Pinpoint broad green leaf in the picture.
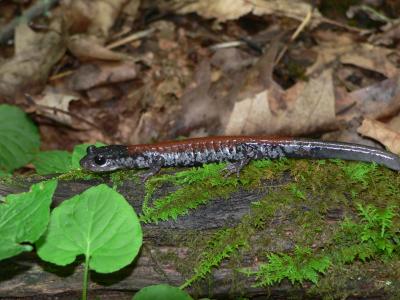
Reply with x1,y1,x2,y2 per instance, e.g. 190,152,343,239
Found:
0,105,40,172
0,180,57,260
36,184,142,273
71,142,106,169
132,284,193,300
33,150,72,175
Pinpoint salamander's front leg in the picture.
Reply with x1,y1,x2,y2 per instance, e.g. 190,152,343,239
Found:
222,143,256,178
139,156,165,182
222,157,251,178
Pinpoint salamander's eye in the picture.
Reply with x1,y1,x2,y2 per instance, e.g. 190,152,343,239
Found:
94,156,106,166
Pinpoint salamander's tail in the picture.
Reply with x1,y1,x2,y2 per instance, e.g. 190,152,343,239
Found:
279,140,400,171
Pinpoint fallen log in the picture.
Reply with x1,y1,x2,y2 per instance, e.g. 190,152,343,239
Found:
0,160,399,299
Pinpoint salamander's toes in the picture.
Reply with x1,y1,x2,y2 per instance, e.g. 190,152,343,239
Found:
221,158,251,178
221,163,241,178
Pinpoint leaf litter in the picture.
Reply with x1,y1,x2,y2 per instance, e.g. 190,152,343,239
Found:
0,0,399,153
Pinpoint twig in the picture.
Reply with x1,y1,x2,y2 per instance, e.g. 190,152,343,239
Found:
24,94,101,131
0,0,60,45
208,40,245,51
49,70,74,81
106,28,156,50
275,6,313,65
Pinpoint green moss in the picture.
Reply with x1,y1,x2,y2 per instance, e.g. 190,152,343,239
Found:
56,169,103,181
180,227,249,289
15,155,394,297
139,159,290,223
242,245,331,286
110,169,140,188
178,189,293,290
147,158,400,297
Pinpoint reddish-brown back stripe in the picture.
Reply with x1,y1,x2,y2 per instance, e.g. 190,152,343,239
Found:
126,136,292,154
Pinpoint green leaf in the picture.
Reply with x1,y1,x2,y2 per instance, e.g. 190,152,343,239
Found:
36,184,142,273
132,284,193,300
0,104,40,172
0,169,9,177
33,151,72,175
0,180,57,260
71,142,106,169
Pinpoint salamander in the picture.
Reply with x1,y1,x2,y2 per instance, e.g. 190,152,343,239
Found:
79,136,400,180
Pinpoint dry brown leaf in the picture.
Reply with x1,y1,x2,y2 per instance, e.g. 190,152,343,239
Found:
63,0,135,61
87,86,121,102
305,36,354,75
68,62,137,91
357,118,400,154
340,44,398,78
35,87,80,125
176,0,321,26
387,114,400,132
67,35,129,61
225,69,336,135
306,31,398,77
369,19,400,46
121,111,161,144
0,22,65,98
337,75,400,120
64,0,128,38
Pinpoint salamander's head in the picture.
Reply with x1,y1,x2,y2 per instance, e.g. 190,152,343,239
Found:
80,145,128,172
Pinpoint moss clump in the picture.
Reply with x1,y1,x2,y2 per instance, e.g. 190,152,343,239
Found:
68,156,397,297
110,169,141,188
139,159,290,223
242,245,331,285
56,169,103,181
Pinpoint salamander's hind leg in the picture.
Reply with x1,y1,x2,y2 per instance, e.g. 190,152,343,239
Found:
222,157,251,178
139,156,165,182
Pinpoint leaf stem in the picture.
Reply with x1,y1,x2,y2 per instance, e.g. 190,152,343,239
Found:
82,254,90,300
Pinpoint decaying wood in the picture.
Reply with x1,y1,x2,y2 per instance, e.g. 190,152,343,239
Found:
0,173,394,299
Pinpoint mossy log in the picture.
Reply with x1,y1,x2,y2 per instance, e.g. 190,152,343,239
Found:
0,160,399,299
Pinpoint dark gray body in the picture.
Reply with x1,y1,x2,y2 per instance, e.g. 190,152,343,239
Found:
79,137,400,173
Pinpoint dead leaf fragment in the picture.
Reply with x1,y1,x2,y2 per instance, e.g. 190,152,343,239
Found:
68,35,129,61
338,75,400,120
340,44,398,78
177,0,321,26
64,0,128,38
35,87,80,125
306,31,398,77
68,62,137,91
357,118,400,154
0,22,65,98
225,69,336,135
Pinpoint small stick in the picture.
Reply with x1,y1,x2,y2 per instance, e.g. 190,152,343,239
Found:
106,28,155,50
275,6,313,65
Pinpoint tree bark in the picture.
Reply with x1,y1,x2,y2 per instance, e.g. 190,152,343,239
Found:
0,169,397,299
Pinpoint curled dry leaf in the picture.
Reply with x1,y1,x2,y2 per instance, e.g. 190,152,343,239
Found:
306,31,398,77
67,35,129,61
369,19,400,46
68,62,137,91
357,118,400,154
63,0,128,38
176,0,321,26
35,87,80,125
337,75,400,121
63,0,134,62
225,69,336,136
340,44,398,78
124,111,161,144
0,22,65,98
